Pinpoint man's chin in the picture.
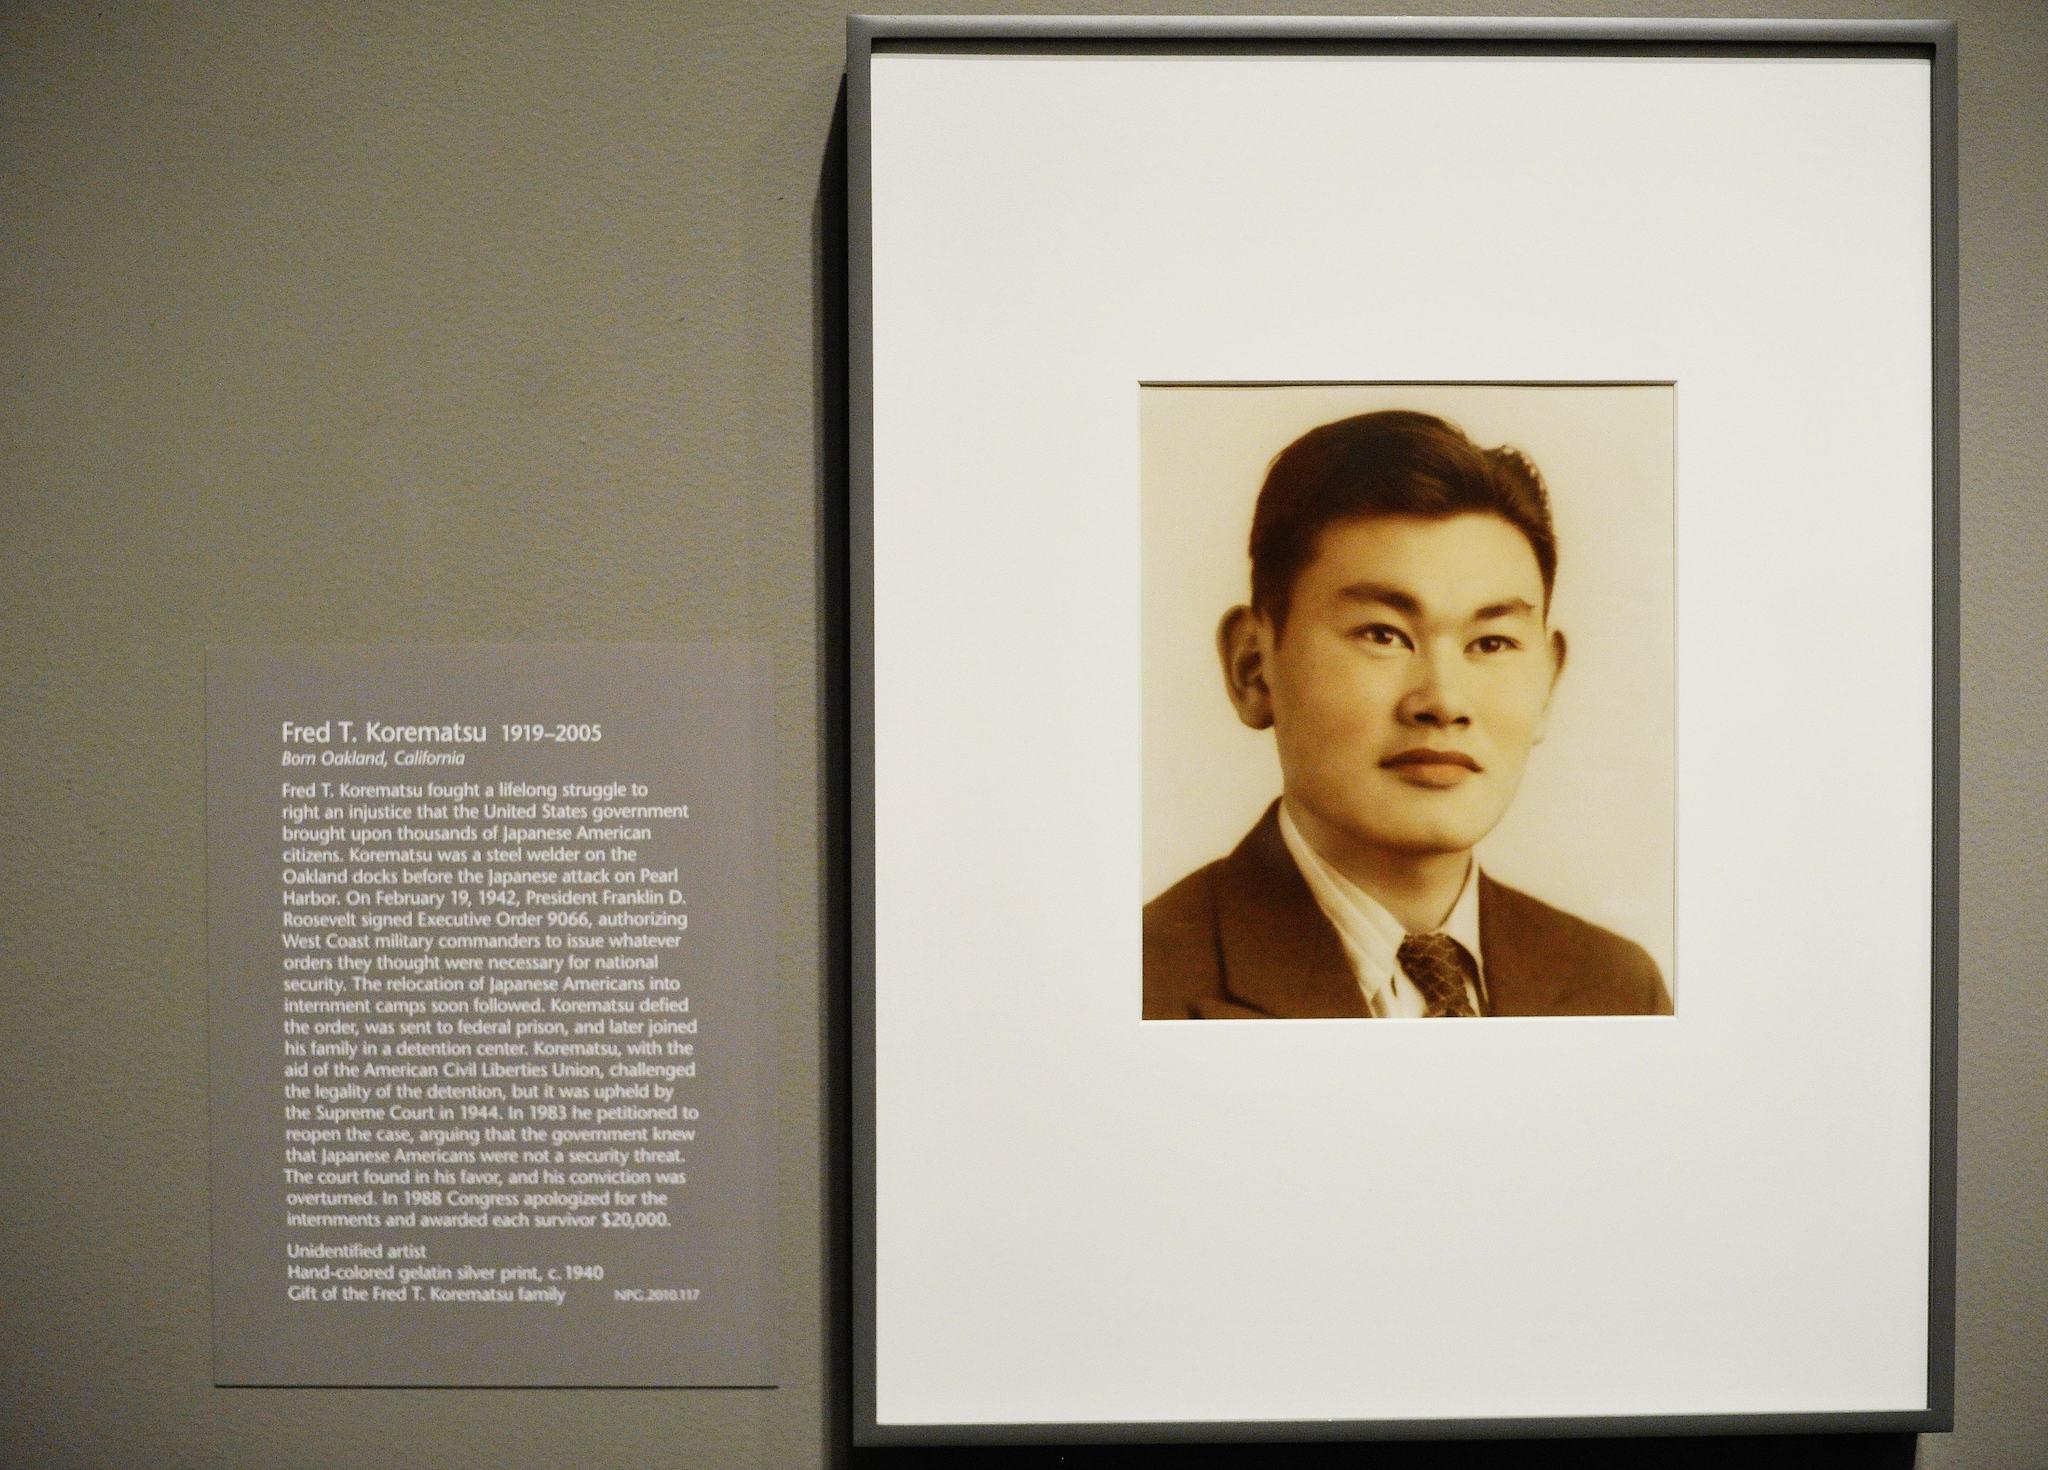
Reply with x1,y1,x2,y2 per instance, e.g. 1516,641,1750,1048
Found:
1330,803,1498,863
1312,822,1488,865
1289,785,1505,864
1374,832,1486,861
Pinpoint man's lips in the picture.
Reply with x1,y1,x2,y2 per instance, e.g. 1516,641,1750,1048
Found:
1381,748,1481,788
1381,748,1481,771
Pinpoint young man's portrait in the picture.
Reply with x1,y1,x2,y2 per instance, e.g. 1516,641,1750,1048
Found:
1141,386,1675,1020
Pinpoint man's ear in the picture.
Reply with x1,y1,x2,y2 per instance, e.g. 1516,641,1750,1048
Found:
1532,627,1568,745
1217,605,1275,730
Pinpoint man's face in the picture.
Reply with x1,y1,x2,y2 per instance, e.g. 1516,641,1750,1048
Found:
1256,512,1561,872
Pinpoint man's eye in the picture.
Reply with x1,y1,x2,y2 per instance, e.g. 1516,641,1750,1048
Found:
1469,635,1520,655
1353,624,1411,649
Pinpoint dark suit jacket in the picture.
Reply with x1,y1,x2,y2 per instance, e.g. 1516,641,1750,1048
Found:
1143,803,1671,1019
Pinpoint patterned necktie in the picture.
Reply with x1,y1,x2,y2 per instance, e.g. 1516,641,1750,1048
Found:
1396,932,1481,1018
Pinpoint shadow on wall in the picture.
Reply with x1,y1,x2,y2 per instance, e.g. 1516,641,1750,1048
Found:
813,75,854,1470
847,1431,1919,1468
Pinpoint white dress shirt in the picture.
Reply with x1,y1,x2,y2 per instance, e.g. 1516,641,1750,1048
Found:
1278,802,1487,1017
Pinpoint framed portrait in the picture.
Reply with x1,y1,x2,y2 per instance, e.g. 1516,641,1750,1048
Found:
849,16,1956,1443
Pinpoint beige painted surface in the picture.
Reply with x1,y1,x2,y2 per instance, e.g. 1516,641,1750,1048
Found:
2,3,2041,1466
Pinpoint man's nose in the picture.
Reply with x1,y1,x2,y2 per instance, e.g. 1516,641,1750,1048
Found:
1396,643,1473,728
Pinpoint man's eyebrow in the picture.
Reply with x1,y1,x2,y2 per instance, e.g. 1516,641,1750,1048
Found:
1334,583,1423,616
1474,597,1539,621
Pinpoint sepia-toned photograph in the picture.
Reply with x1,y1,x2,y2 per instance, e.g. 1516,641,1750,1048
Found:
1142,384,1675,1020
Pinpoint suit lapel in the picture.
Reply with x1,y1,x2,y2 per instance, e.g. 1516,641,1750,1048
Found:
1212,803,1371,1019
1477,872,1568,1016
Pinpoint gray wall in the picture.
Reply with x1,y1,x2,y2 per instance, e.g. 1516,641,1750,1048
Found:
1,3,2040,1466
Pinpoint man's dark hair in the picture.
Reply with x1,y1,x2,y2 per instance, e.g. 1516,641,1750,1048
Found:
1248,410,1558,631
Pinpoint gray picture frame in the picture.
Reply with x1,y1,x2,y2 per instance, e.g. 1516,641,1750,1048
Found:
847,14,1958,1445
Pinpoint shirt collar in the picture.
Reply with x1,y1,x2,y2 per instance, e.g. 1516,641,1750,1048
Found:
1278,802,1404,998
1441,851,1484,977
